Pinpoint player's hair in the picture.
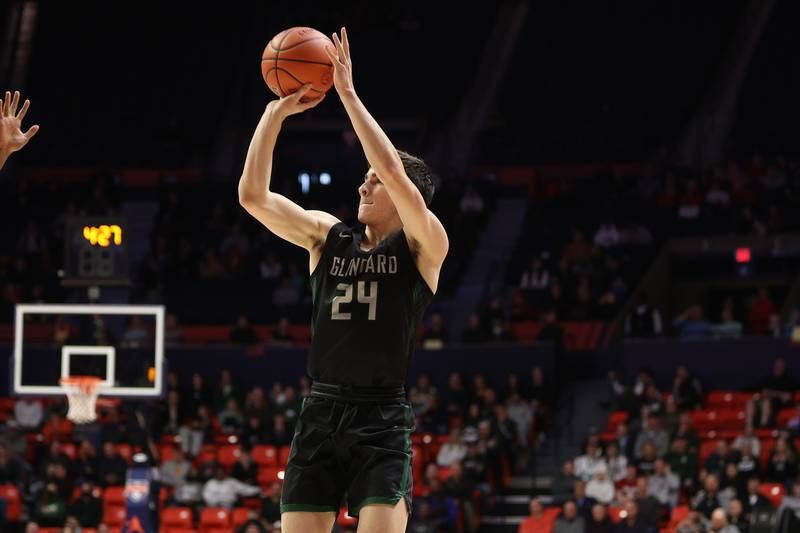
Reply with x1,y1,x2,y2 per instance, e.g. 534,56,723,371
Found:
397,150,435,206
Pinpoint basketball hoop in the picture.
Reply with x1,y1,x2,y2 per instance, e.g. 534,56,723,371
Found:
60,376,102,424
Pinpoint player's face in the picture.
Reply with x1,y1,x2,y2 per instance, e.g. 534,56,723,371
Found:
357,169,396,224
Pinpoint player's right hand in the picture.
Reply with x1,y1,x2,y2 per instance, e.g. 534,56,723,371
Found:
0,91,39,155
268,84,325,118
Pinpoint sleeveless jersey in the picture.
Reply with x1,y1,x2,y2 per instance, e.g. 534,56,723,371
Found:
308,222,434,387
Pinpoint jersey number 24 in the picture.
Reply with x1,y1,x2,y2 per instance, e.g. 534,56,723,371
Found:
331,281,378,320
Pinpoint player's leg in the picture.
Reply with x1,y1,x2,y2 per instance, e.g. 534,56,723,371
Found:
281,511,337,533
356,500,409,533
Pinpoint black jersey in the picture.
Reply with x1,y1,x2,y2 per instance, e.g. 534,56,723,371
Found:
308,222,434,387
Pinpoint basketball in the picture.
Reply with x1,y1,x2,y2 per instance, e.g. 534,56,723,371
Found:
262,27,335,101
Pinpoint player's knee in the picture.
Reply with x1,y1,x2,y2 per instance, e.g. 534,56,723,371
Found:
281,511,336,533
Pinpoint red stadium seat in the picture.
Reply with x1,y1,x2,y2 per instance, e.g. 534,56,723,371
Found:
198,444,217,465
116,443,133,463
0,484,21,521
232,508,252,527
279,445,292,466
699,440,721,465
258,466,284,485
707,391,751,408
760,439,777,469
217,445,241,467
777,407,796,428
200,508,231,532
252,445,278,466
337,507,358,528
759,482,785,508
161,507,194,529
102,506,126,527
607,411,628,432
164,529,198,533
668,505,690,528
608,506,623,524
103,485,125,510
61,442,77,459
160,444,175,462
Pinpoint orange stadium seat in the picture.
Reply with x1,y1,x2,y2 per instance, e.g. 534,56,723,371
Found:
258,466,284,485
252,444,278,466
161,507,195,529
102,505,126,527
103,485,125,510
200,508,231,532
217,444,241,467
232,508,252,527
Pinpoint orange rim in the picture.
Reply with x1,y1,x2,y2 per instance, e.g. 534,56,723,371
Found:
59,376,103,393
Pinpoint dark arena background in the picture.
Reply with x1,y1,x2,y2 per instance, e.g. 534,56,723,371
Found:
1,1,800,532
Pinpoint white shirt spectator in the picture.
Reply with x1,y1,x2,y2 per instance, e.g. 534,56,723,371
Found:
160,457,191,488
437,441,467,467
586,473,615,504
594,223,620,249
732,434,760,457
14,399,43,429
520,269,550,290
606,454,628,482
459,189,484,214
648,470,680,507
202,476,261,508
574,454,608,482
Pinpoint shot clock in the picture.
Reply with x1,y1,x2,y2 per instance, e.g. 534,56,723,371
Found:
63,217,130,285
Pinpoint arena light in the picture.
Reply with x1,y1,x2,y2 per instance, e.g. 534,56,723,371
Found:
735,247,751,263
320,172,331,185
278,470,285,480
298,172,310,194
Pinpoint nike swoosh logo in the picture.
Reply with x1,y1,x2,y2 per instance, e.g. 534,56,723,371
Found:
339,232,351,238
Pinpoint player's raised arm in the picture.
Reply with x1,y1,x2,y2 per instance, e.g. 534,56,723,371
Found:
238,86,340,252
325,28,448,264
0,91,40,170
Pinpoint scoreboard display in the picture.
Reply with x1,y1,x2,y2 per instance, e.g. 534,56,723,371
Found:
63,217,130,285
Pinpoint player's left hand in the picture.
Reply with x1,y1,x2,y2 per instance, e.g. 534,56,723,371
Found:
325,27,355,95
0,91,39,156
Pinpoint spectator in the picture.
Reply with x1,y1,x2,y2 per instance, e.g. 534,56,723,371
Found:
735,441,760,479
507,393,534,448
615,500,655,533
121,316,149,348
575,441,608,481
586,503,613,533
671,366,704,411
553,500,585,533
34,482,67,527
616,423,636,460
720,463,746,502
518,498,553,533
15,397,44,430
258,252,283,280
408,500,441,533
625,304,663,338
231,449,259,486
671,413,699,453
269,317,295,347
460,313,489,344
97,442,127,487
553,460,580,504
230,315,259,345
219,398,245,434
615,465,639,503
520,255,550,290
747,289,775,335
186,372,213,414
586,471,615,504
68,481,102,528
594,219,620,249
765,438,797,484
648,459,679,508
213,369,241,414
727,499,747,533
436,428,467,467
633,478,661,530
562,229,598,265
73,441,98,484
420,312,446,349
53,315,72,346
269,413,292,446
443,463,477,531
172,464,203,508
747,358,795,428
672,305,711,339
162,313,183,346
272,278,300,309
241,416,270,448
202,465,261,508
712,308,743,339
260,481,282,525
0,444,23,485
604,441,627,482
708,507,740,533
574,480,597,520
732,426,761,458
692,475,726,519
705,440,738,479
665,438,698,493
411,374,438,428
634,417,669,458
160,446,191,489
741,477,770,517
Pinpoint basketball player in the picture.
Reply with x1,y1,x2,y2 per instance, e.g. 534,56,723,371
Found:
0,91,39,170
238,27,448,533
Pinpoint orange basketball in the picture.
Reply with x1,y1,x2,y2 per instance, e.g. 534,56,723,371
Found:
262,27,335,101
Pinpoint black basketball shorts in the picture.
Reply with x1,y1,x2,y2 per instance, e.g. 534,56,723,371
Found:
280,382,414,518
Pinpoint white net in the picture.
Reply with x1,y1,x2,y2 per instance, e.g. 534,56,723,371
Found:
60,377,101,424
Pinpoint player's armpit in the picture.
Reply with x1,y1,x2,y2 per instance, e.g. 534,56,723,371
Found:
239,191,340,252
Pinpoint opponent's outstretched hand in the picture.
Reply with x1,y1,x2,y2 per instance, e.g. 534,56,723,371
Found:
325,27,355,95
0,91,39,158
268,84,325,118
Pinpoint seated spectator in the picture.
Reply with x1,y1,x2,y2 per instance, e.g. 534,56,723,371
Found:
704,440,739,479
53,315,72,346
121,315,149,348
160,446,191,488
164,313,184,346
692,475,726,519
735,441,760,479
732,426,761,457
711,308,743,339
562,229,598,266
640,385,664,417
269,317,294,347
708,507,739,533
616,422,636,460
574,480,597,519
14,397,44,430
34,482,67,527
720,463,746,502
552,460,580,504
634,416,669,459
615,465,639,503
73,441,98,484
230,315,259,345
634,477,661,530
648,459,679,508
507,393,534,448
68,481,102,528
272,278,300,309
520,255,550,291
410,374,438,428
575,441,608,481
518,498,553,533
460,313,489,344
179,408,213,458
747,358,795,428
409,500,442,533
420,312,446,349
202,465,262,508
605,441,628,482
625,304,663,338
443,463,477,529
727,499,747,533
586,503,613,533
594,219,620,249
260,481,282,525
765,438,798,484
671,366,704,411
748,288,775,335
231,448,258,486
615,500,655,533
172,464,203,508
0,444,23,485
269,413,292,446
553,500,585,533
665,438,698,493
671,413,699,453
436,428,467,467
672,304,711,339
97,442,127,487
586,471,615,504
742,477,770,516
219,398,244,434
